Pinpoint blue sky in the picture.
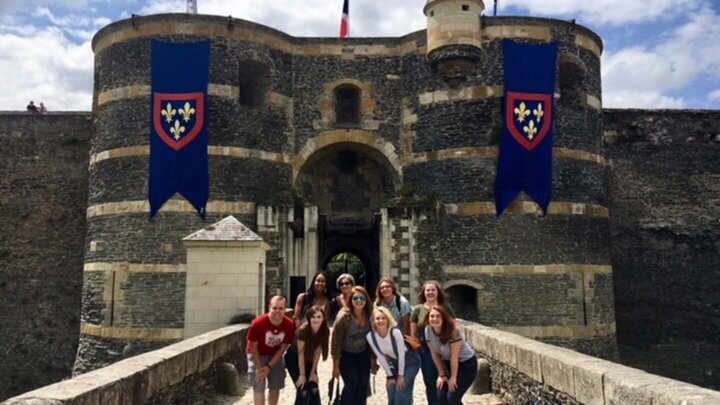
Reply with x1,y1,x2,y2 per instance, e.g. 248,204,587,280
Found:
0,0,719,111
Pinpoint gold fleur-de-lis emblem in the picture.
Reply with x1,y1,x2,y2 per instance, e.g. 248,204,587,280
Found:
533,103,544,123
170,120,185,140
514,102,531,123
523,120,538,140
178,102,196,123
161,102,176,124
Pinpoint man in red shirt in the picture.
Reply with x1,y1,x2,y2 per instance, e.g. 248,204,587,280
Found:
246,295,295,405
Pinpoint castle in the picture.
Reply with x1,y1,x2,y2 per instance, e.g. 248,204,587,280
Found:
1,0,718,399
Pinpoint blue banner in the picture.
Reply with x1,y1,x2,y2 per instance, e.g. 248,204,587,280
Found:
495,40,558,216
149,40,210,219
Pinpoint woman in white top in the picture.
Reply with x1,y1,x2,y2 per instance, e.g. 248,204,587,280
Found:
366,306,421,405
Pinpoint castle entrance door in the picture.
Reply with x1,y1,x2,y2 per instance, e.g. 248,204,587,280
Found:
295,142,398,298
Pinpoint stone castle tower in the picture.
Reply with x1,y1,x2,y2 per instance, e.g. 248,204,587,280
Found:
76,0,616,372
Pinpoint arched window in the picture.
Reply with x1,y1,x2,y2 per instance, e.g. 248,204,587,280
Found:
238,60,270,107
559,61,585,107
334,84,360,126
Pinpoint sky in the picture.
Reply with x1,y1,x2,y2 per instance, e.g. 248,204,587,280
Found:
0,0,719,111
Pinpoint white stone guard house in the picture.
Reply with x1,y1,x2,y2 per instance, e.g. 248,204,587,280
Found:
182,216,270,338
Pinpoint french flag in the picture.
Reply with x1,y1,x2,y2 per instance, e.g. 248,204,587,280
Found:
340,0,349,38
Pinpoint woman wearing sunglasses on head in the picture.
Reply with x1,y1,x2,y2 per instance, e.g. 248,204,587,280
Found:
331,286,377,405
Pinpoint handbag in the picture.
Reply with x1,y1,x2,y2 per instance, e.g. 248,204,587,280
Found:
329,376,341,405
404,334,422,351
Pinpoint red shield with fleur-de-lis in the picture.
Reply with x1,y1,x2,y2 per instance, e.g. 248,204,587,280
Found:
505,91,553,151
153,92,205,151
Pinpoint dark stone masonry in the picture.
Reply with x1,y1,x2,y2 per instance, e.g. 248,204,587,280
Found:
0,6,719,401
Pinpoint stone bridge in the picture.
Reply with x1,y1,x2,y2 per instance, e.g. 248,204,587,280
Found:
5,321,720,405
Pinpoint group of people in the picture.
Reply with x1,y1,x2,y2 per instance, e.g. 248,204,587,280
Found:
26,101,47,113
245,272,478,405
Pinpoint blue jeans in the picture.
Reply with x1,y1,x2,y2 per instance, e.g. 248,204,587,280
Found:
340,349,371,405
285,350,321,405
419,337,439,405
387,350,421,405
437,356,478,405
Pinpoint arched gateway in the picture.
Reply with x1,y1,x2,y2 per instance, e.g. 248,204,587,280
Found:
77,0,617,373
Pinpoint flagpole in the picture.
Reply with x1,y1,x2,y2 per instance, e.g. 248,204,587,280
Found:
494,0,498,16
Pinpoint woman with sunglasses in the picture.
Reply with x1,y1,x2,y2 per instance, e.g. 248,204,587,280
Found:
375,278,412,335
366,306,421,405
335,273,356,308
424,305,477,405
410,280,455,405
285,305,330,405
331,286,376,405
294,272,333,328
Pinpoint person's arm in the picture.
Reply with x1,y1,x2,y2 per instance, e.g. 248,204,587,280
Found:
410,306,419,338
249,340,269,383
294,293,306,327
309,345,321,383
366,332,392,376
331,311,347,378
393,329,407,390
296,339,307,388
448,338,462,393
426,328,448,390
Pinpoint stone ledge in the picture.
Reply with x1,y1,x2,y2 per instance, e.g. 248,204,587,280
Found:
90,144,291,166
5,324,249,405
80,323,184,341
405,146,608,166
460,322,720,405
444,201,609,218
86,199,255,218
84,262,186,273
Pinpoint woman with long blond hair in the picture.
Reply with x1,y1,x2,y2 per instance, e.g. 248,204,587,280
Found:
424,305,477,405
331,286,376,405
366,306,421,405
285,305,330,405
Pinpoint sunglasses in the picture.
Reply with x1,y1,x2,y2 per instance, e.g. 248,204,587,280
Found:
339,282,353,287
351,295,367,302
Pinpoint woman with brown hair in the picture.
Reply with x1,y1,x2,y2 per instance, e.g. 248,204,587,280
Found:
374,278,412,335
285,305,330,405
424,305,477,405
331,286,376,405
410,280,455,405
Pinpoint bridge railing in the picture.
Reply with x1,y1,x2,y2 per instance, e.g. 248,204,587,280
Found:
459,321,720,405
6,321,720,404
4,324,251,405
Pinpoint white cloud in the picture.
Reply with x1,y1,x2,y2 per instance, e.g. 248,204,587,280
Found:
709,89,720,102
0,26,93,110
601,4,720,108
503,0,696,26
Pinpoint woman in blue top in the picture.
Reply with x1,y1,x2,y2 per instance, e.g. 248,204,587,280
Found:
374,278,412,334
424,305,477,405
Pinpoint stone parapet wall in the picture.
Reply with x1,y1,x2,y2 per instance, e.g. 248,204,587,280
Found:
0,112,92,401
6,324,250,405
460,321,720,405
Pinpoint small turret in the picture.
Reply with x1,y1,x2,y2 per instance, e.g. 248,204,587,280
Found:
423,0,485,86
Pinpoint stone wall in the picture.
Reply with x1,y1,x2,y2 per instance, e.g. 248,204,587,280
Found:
5,324,250,405
0,112,92,400
604,109,720,389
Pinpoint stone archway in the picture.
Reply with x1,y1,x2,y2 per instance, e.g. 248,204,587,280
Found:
445,281,480,320
294,138,400,295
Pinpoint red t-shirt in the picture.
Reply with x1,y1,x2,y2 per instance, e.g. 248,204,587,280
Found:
245,313,295,355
